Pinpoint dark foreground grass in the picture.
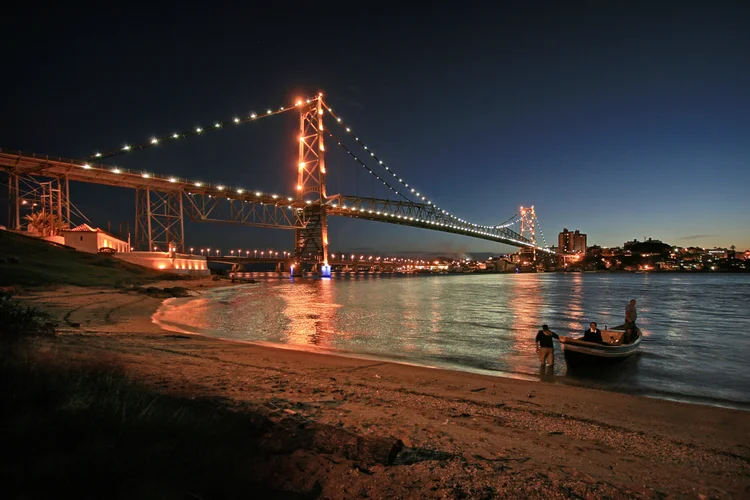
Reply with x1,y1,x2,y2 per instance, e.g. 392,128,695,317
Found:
0,230,183,287
0,344,317,499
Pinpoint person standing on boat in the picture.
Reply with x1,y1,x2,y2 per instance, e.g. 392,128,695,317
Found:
582,322,604,344
535,324,560,366
625,299,638,342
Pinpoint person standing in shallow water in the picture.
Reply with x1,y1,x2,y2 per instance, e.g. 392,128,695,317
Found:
625,299,638,342
535,324,560,366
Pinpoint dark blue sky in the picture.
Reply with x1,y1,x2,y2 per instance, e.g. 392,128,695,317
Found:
3,3,749,255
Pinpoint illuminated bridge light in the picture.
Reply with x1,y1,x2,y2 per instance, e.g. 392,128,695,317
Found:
237,189,244,194
112,168,121,174
94,153,102,157
194,182,202,187
233,117,240,123
173,133,179,138
82,164,91,169
122,145,131,151
214,123,221,128
250,113,257,119
151,138,158,144
169,177,176,183
196,127,203,133
217,186,224,191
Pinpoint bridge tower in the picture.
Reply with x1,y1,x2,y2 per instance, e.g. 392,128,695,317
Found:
294,95,329,273
519,205,537,262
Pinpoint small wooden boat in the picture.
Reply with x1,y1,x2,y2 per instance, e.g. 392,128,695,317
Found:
560,328,642,364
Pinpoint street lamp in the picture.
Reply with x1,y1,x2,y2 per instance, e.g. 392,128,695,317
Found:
254,250,257,258
216,249,220,256
200,249,204,255
230,250,234,256
190,247,194,254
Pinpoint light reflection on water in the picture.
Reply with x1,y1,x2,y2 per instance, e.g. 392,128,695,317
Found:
154,273,750,409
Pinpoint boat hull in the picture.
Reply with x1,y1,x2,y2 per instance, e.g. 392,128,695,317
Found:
561,330,642,365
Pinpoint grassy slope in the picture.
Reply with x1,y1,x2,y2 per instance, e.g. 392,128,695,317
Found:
0,230,180,287
0,350,313,499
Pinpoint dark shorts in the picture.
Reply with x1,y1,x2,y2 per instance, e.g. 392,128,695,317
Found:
625,321,637,330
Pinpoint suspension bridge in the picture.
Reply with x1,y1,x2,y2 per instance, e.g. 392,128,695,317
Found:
0,93,553,274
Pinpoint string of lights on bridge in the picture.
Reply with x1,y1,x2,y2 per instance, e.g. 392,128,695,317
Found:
79,93,536,242
321,101,520,231
86,95,321,161
194,247,486,265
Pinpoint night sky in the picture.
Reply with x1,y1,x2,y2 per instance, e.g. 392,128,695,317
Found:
3,3,749,256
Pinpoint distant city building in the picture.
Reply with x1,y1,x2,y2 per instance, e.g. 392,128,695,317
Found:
624,237,663,249
558,227,587,254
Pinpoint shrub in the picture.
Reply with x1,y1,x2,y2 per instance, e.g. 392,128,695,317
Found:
0,291,56,337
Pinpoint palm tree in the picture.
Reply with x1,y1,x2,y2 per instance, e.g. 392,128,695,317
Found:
24,212,66,237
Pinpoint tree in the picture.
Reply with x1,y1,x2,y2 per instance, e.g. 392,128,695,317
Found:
24,212,66,237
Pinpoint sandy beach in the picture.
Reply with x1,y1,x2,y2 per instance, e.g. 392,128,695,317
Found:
14,279,750,499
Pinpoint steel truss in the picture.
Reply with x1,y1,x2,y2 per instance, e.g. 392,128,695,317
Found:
183,193,307,229
135,188,184,252
4,171,72,232
327,195,538,249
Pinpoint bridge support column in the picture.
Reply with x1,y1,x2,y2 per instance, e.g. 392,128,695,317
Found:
135,188,184,252
7,173,20,230
64,174,70,229
294,95,329,271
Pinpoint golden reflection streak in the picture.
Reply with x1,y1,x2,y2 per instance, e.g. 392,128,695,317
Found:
397,280,422,352
566,273,585,332
282,279,342,348
508,275,544,371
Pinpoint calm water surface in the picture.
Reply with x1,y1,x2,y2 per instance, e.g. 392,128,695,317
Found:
154,273,750,409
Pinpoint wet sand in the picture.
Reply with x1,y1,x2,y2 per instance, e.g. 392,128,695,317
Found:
16,280,750,498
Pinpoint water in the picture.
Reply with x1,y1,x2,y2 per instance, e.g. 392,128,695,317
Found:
153,273,750,409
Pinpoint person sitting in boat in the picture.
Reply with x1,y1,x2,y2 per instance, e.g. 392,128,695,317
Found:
581,322,604,344
535,324,561,367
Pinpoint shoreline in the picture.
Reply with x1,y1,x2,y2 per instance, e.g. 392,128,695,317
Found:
13,279,750,498
151,282,750,412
